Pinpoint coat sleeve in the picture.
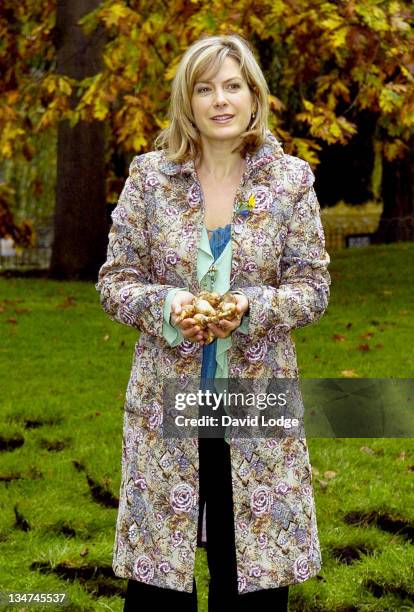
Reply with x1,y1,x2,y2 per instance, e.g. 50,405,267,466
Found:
95,154,177,339
235,161,331,344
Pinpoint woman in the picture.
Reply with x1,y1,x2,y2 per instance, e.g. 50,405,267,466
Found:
95,33,330,611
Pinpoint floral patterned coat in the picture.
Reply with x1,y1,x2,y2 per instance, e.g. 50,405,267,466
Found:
95,130,331,594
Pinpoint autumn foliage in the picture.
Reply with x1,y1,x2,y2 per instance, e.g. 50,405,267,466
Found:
1,0,414,242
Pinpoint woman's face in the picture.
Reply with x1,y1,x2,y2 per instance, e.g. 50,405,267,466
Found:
191,56,256,145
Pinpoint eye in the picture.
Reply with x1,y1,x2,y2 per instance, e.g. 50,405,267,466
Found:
196,86,210,94
228,82,241,90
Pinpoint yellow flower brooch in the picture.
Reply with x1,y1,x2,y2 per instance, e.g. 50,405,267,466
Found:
235,194,256,216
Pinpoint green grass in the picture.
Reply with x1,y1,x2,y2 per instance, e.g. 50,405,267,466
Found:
0,242,413,611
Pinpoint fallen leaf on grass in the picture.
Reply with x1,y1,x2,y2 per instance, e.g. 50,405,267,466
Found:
346,322,353,329
397,452,406,460
360,332,374,339
324,470,337,479
375,343,384,349
57,296,77,308
332,334,346,342
357,344,370,351
317,479,328,490
399,309,409,315
341,369,358,377
6,318,17,324
79,547,89,557
360,446,375,455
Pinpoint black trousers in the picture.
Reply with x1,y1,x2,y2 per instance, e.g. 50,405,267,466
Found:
123,433,289,611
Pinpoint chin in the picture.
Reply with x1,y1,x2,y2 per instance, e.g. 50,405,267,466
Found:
204,126,245,140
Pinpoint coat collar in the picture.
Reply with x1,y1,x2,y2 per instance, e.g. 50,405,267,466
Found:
158,129,284,178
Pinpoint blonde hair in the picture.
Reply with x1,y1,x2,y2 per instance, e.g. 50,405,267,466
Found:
154,34,270,162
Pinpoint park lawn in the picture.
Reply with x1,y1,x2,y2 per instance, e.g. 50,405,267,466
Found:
0,241,413,611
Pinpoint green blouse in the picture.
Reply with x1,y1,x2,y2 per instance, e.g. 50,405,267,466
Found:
162,225,249,379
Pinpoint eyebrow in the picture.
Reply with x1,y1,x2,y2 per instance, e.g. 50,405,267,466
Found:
195,76,243,85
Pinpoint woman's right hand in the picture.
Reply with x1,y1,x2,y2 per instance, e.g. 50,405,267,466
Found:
170,291,207,346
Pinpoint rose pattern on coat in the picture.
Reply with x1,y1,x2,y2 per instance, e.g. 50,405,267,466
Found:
134,555,155,582
171,529,184,547
250,186,273,213
159,561,172,574
170,483,196,514
245,339,268,363
251,485,274,516
293,554,310,582
275,481,291,495
145,172,160,188
249,565,265,578
134,476,147,491
96,130,330,594
165,206,179,218
146,401,163,430
178,339,199,359
165,249,179,266
187,182,202,207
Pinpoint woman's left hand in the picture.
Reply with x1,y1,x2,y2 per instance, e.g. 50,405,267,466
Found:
206,293,249,340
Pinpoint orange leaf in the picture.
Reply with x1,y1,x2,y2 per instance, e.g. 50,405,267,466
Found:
341,369,358,377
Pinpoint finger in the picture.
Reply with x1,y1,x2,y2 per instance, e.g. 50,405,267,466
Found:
190,332,205,343
219,319,233,329
182,327,200,339
182,325,202,339
218,319,237,332
207,323,225,338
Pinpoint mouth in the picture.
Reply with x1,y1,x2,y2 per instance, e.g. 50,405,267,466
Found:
210,114,234,124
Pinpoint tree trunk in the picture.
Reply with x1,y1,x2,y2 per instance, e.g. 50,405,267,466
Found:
313,111,377,207
372,137,414,243
49,0,107,280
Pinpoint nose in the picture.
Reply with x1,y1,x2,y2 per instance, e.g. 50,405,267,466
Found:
213,87,228,107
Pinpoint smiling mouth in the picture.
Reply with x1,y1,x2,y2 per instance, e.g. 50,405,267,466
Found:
211,115,234,123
